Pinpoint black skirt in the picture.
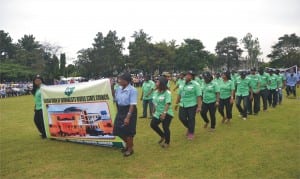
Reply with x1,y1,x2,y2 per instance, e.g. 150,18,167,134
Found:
113,105,137,137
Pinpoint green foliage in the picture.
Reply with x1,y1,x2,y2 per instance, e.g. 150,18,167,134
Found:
60,53,66,76
0,30,16,59
175,39,207,72
75,31,125,78
215,37,243,70
241,33,262,68
0,62,35,81
268,33,300,67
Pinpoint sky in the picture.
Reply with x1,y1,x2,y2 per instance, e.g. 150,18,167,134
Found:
1,0,299,64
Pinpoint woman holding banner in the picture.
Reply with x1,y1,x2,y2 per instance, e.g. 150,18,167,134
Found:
113,72,138,157
32,75,46,139
150,76,174,148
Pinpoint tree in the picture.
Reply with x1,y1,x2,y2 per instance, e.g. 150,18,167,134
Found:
18,34,40,51
128,29,153,73
60,53,66,76
215,37,243,70
0,30,16,59
268,33,300,67
241,33,262,68
175,39,207,72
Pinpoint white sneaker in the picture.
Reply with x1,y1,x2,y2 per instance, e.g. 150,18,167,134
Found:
243,117,247,120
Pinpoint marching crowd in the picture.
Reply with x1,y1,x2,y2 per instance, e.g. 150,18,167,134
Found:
112,68,299,156
28,68,299,157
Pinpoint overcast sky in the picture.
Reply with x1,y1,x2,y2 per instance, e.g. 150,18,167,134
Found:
1,0,299,63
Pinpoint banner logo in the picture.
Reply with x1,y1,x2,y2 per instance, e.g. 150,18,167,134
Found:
65,87,75,96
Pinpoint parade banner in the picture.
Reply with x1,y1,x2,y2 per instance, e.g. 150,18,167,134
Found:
41,79,124,148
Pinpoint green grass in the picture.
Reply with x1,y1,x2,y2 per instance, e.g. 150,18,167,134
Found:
1,87,300,179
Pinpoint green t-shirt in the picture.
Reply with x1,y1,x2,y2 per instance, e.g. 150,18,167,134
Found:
178,80,202,107
268,74,278,90
213,78,222,86
152,90,174,119
259,72,270,90
142,80,155,100
248,74,260,93
277,74,286,88
114,83,119,90
231,73,239,84
176,78,185,90
34,88,42,110
235,76,251,96
195,77,204,87
219,80,235,99
202,81,220,103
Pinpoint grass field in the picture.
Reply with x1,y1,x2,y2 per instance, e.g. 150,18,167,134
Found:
1,86,300,179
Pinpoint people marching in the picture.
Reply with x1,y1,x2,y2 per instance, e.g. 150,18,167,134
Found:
23,66,299,157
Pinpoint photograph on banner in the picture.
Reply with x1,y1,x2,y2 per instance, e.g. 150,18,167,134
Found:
47,102,114,139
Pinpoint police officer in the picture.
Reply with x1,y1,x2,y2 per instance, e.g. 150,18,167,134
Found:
200,72,220,132
175,71,202,140
114,72,138,157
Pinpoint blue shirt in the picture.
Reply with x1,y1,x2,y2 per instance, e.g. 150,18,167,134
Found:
286,73,298,86
115,84,137,106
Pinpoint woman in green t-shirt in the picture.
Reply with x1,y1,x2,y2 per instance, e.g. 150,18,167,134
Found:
200,72,220,132
218,71,235,124
150,76,174,148
32,75,46,139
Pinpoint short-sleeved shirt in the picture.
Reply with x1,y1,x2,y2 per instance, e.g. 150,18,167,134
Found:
259,72,270,90
286,73,298,86
152,90,174,119
202,81,220,103
219,80,235,99
235,76,251,96
213,78,222,86
231,73,239,84
176,78,185,90
178,80,202,107
248,74,260,93
277,74,286,88
141,80,155,100
115,84,138,106
34,88,42,110
268,74,278,90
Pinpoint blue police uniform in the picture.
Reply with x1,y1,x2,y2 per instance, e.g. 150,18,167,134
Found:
113,84,138,137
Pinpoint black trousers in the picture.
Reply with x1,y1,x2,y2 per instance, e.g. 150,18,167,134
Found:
201,102,216,129
34,109,46,137
150,114,173,144
179,105,197,134
286,85,296,97
236,95,249,118
260,89,269,111
248,92,260,114
218,97,233,120
268,89,278,107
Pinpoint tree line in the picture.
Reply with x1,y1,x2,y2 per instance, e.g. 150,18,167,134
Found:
1,29,299,82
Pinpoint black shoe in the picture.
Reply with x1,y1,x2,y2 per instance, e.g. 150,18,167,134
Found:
121,148,127,153
123,150,134,157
